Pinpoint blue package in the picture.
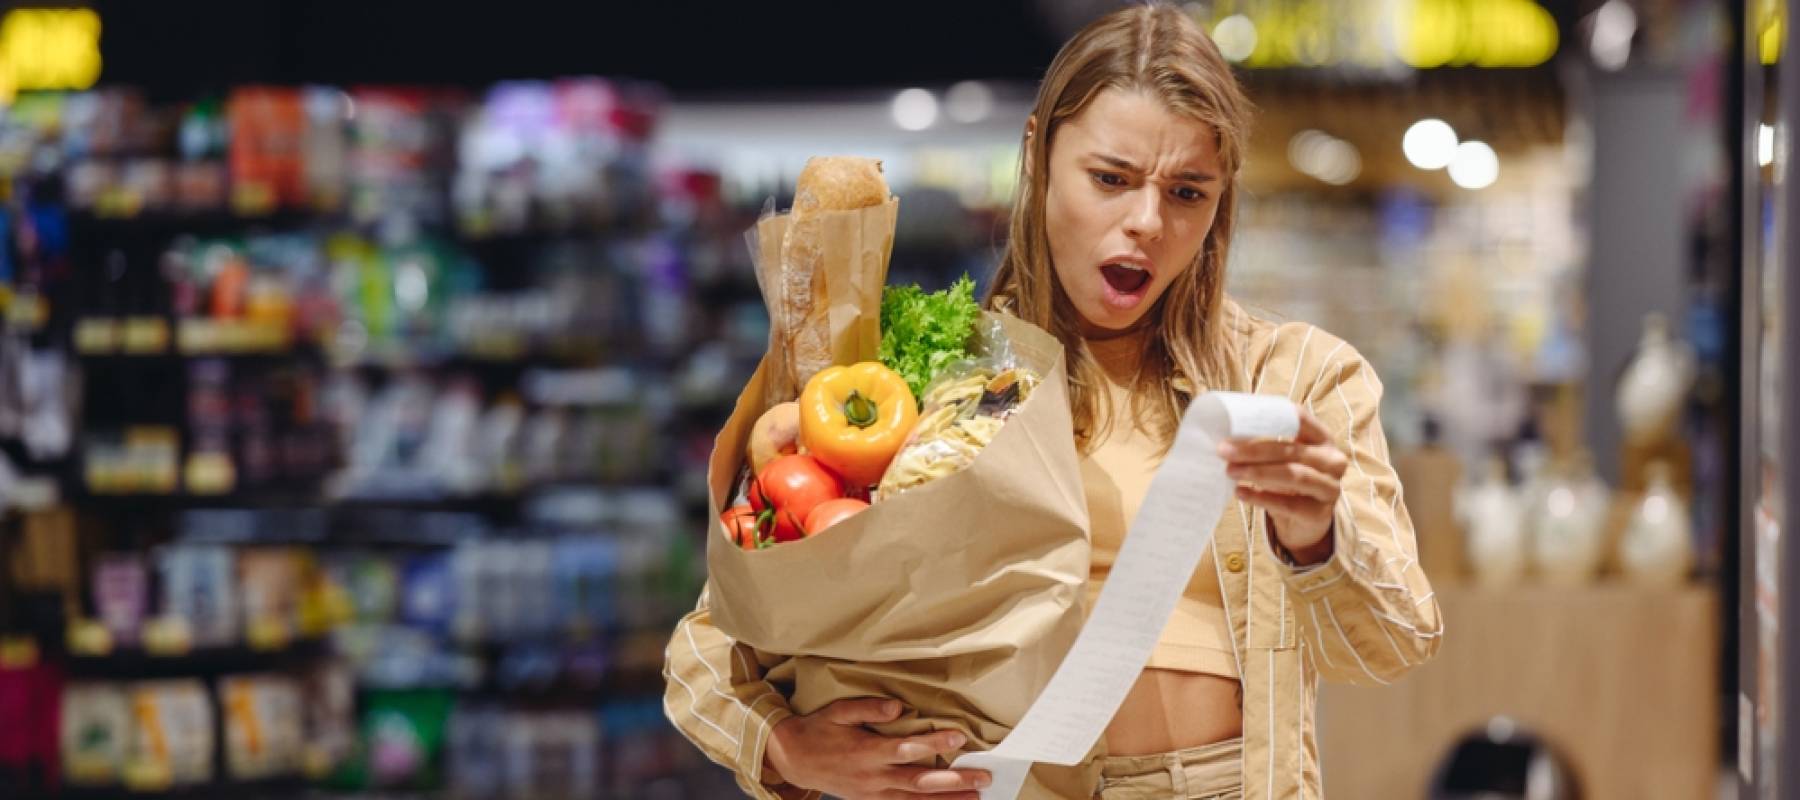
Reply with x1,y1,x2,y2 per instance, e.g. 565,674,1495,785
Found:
553,535,616,639
399,553,454,636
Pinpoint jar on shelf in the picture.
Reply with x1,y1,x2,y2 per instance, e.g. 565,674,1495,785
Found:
1528,451,1610,586
1615,312,1693,447
1619,460,1694,585
1459,456,1527,587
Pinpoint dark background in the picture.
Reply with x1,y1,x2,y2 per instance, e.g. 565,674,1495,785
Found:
89,0,1588,97
90,0,1065,96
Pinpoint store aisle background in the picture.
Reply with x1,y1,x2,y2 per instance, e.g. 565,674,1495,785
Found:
0,1,1785,798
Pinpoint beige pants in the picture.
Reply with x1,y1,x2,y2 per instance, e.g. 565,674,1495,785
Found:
1094,738,1244,799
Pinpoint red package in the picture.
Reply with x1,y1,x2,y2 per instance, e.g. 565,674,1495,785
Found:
0,658,63,789
228,87,306,211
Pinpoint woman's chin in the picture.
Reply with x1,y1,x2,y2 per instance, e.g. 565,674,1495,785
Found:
1077,304,1149,337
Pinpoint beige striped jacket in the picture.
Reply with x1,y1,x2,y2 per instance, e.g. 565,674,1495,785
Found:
663,299,1444,799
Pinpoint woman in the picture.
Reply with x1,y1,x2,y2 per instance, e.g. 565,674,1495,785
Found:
665,5,1441,799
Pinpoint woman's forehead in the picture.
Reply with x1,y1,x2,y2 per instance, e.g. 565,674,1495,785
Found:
1057,88,1221,167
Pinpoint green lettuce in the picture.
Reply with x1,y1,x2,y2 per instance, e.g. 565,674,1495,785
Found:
879,275,981,404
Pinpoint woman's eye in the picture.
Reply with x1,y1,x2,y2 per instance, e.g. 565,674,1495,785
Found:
1174,186,1206,202
1092,171,1126,187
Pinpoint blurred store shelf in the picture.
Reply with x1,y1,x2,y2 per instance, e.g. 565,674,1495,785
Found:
60,638,331,680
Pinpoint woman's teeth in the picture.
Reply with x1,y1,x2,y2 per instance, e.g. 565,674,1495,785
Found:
1101,263,1150,293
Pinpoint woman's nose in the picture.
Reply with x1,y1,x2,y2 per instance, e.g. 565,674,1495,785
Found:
1123,191,1164,242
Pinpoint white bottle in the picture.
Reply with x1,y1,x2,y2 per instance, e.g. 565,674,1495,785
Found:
1616,313,1694,445
1460,457,1528,587
1530,451,1610,586
1619,461,1693,585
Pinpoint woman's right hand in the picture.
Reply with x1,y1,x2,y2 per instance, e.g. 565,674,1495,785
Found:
764,698,992,800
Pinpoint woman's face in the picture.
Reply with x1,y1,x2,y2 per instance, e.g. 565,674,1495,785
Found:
1042,88,1225,337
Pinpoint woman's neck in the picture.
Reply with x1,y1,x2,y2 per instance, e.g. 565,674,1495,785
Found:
1084,326,1151,383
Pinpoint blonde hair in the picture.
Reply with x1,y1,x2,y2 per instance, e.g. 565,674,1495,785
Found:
986,2,1252,454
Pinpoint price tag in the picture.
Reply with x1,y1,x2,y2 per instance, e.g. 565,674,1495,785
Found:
66,753,116,784
302,745,336,779
177,318,219,353
6,291,47,329
142,616,193,656
67,620,113,656
246,615,291,652
183,452,236,495
0,636,38,668
121,316,170,353
74,317,118,354
246,320,290,352
123,758,173,792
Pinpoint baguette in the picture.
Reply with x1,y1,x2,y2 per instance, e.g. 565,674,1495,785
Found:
780,156,889,393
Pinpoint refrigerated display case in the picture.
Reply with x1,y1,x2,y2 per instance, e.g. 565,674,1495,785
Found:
1739,0,1798,796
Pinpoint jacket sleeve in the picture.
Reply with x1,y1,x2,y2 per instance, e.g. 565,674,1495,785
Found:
663,586,820,799
1272,347,1444,686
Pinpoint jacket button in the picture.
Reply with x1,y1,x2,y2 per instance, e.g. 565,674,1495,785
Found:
1224,552,1246,573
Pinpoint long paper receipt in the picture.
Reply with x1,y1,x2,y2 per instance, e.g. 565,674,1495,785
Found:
952,391,1298,799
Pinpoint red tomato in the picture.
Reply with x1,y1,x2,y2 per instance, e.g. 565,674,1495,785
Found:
803,497,868,537
721,504,766,551
749,455,844,542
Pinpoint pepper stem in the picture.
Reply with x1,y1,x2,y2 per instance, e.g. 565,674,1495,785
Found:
756,509,775,548
842,390,879,428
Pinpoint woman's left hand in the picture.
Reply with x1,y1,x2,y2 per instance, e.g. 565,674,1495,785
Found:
1217,408,1348,566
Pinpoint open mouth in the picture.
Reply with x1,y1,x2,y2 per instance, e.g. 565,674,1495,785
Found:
1100,263,1151,294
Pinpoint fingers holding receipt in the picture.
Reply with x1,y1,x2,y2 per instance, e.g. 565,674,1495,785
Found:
952,391,1299,799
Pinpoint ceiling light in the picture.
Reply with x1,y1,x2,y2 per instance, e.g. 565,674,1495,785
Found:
945,81,993,124
891,88,938,132
1403,118,1458,170
1449,141,1500,190
1213,15,1257,63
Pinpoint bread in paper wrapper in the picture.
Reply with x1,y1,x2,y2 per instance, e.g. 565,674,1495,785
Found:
751,156,896,408
704,312,1099,795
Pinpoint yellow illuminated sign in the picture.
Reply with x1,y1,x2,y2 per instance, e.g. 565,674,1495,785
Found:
1203,0,1557,70
0,7,102,103
1397,0,1559,69
1756,0,1783,65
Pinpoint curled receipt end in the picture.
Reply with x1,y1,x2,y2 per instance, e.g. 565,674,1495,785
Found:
952,391,1298,799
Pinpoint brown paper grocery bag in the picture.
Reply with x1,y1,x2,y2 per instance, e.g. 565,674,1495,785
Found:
705,313,1093,773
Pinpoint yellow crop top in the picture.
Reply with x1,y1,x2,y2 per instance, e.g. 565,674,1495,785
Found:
1079,331,1239,679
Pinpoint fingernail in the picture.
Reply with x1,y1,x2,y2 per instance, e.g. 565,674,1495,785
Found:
884,700,901,715
975,773,993,788
899,743,929,761
948,733,966,749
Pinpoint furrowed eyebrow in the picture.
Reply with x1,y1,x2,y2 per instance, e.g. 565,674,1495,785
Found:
1093,154,1139,172
1090,153,1217,184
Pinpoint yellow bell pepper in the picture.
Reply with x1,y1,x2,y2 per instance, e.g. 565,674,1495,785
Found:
799,362,918,488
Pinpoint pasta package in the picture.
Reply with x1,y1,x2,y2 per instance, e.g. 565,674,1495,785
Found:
128,679,215,786
220,674,305,779
876,332,1042,500
61,683,131,785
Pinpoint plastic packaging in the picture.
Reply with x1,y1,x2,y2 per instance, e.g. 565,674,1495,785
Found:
220,674,304,779
61,683,131,785
876,319,1040,500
